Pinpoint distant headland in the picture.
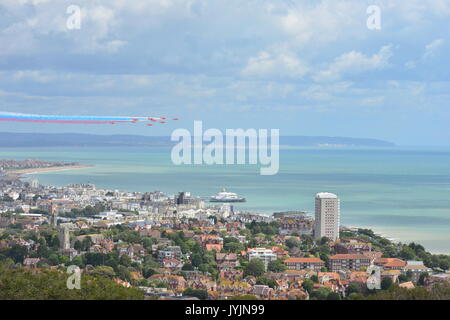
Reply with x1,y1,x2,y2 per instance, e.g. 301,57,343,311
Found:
0,132,395,148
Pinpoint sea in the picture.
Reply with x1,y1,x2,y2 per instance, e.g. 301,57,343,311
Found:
1,146,449,254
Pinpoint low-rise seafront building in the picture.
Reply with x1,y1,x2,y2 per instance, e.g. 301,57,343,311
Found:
328,254,371,272
284,257,325,271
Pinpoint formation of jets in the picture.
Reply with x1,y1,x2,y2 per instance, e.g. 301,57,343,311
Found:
0,112,180,128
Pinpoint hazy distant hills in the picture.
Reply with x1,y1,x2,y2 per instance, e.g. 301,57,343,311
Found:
0,132,395,147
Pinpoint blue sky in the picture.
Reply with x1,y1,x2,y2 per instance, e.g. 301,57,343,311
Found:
0,0,449,145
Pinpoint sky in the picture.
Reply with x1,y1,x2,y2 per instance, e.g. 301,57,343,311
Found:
0,0,449,145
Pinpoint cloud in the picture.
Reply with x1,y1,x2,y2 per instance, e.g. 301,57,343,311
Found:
424,39,444,59
314,45,393,82
405,38,445,69
241,50,309,79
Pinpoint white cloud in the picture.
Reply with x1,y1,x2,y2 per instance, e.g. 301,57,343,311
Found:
241,50,309,79
314,45,393,82
424,39,444,59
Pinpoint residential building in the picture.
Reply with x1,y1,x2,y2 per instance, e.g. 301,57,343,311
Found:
374,258,406,270
248,248,277,270
284,257,325,271
328,254,371,272
314,192,340,241
403,261,432,283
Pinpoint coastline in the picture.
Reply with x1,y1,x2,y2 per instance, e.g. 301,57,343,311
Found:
8,164,93,175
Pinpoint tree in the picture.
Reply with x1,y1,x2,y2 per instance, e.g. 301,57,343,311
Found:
310,287,332,300
183,288,208,300
0,262,144,300
82,236,93,251
4,245,28,264
90,266,116,279
368,283,450,300
73,240,83,251
301,279,314,294
256,276,277,288
285,238,300,249
119,254,132,267
182,263,194,271
230,294,259,300
244,259,265,278
48,254,60,266
381,277,393,290
418,272,429,286
267,259,286,272
399,246,416,261
348,293,364,300
327,292,341,300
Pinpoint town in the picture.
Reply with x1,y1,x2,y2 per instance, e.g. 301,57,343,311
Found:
0,169,448,300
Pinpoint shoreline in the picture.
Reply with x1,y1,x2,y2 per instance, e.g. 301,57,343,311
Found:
8,165,93,175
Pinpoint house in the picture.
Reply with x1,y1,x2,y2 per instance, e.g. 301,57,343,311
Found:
335,240,372,254
253,285,274,299
270,246,289,260
158,246,182,263
284,257,324,271
205,243,223,252
328,254,371,272
278,216,314,236
23,257,40,268
425,273,450,287
246,248,277,270
149,274,187,292
347,271,369,284
219,269,244,280
374,258,406,270
381,270,401,283
216,253,239,269
403,261,432,283
162,258,183,270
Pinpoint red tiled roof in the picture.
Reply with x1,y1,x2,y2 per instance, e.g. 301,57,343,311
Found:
375,258,406,267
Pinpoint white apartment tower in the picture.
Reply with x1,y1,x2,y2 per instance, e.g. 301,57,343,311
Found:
314,192,340,241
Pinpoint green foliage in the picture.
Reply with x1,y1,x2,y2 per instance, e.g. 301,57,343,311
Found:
63,204,106,218
183,287,208,300
245,221,280,236
0,262,143,300
256,276,277,288
244,259,265,277
0,244,28,264
346,281,364,296
418,272,429,286
267,259,286,272
182,263,194,271
367,283,450,300
327,292,341,300
310,286,332,300
285,237,300,249
301,279,314,294
381,277,393,290
229,294,259,300
223,237,244,253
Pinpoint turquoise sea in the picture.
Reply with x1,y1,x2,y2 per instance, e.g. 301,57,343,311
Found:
1,146,449,254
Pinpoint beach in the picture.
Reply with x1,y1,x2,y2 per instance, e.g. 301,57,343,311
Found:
9,164,93,175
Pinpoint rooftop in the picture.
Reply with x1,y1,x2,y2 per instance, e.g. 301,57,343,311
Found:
315,192,338,199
